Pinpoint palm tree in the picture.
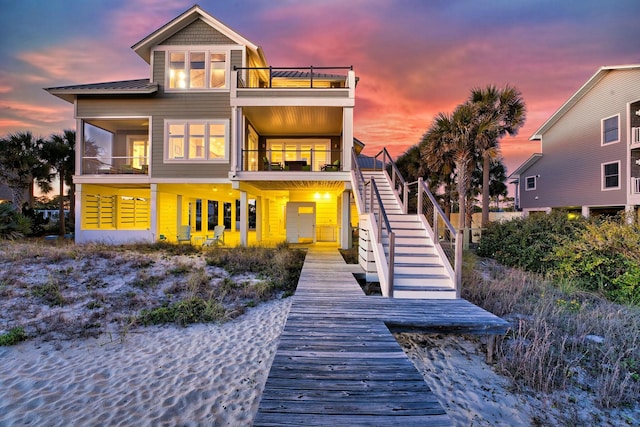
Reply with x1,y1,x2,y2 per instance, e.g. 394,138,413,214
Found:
421,103,478,231
469,85,526,228
42,130,75,235
0,131,52,207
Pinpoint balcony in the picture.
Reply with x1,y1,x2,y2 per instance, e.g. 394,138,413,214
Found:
632,127,640,145
633,177,640,195
82,156,149,175
241,149,342,172
234,66,354,89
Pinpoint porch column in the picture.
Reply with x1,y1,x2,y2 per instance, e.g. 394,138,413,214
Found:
74,183,82,242
240,190,248,246
150,184,158,241
255,196,262,242
581,206,590,219
340,190,351,249
342,107,354,170
624,205,636,224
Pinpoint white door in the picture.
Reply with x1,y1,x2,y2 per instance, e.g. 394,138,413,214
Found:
285,202,316,243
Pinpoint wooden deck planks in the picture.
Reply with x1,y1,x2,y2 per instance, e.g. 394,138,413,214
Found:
253,246,509,426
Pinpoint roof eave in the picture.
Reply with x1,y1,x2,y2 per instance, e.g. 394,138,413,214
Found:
45,87,158,103
131,5,261,63
508,153,543,179
529,64,640,139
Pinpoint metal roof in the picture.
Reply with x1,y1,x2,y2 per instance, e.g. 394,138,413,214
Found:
45,79,158,103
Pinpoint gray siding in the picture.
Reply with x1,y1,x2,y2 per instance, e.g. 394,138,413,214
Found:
159,18,236,45
520,69,640,209
77,94,232,179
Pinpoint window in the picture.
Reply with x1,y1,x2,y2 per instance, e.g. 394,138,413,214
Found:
602,161,620,190
525,176,536,191
165,120,229,162
167,50,227,90
602,115,619,144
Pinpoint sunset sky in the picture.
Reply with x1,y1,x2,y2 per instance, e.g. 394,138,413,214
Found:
1,0,639,176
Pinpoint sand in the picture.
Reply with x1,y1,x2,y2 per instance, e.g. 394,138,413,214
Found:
0,298,291,427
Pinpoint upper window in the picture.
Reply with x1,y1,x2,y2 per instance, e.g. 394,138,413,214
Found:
165,120,229,162
602,161,620,190
167,50,227,90
602,115,619,145
525,176,536,191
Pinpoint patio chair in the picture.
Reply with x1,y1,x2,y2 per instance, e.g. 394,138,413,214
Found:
203,225,225,246
263,156,283,171
321,159,341,171
177,225,191,244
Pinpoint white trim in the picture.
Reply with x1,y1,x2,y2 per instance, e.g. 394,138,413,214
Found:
164,119,230,163
601,160,621,191
525,175,537,191
601,114,620,145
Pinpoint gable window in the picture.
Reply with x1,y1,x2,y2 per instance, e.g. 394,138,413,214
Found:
165,120,229,162
602,161,620,190
525,176,537,191
167,50,227,90
602,115,619,144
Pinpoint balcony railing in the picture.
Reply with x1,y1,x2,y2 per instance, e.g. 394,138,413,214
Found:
82,156,149,175
234,66,353,89
632,127,640,144
241,149,342,172
633,177,640,194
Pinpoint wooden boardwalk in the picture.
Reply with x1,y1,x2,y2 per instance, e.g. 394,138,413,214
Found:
253,246,509,426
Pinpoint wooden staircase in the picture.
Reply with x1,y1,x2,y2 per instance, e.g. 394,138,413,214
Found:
360,170,456,299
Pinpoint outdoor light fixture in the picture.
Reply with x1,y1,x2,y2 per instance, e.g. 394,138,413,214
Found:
635,109,640,116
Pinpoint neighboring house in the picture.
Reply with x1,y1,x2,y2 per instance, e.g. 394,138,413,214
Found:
46,5,358,247
509,65,640,221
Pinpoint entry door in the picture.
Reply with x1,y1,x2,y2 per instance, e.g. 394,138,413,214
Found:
285,202,316,243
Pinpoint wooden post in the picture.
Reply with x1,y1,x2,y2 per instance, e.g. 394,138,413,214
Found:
486,335,496,364
454,230,463,298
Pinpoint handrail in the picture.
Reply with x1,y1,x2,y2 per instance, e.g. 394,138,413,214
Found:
408,177,462,296
233,65,353,89
373,148,408,214
364,178,395,296
353,148,395,296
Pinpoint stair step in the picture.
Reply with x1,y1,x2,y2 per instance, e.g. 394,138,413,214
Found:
394,274,453,287
394,264,446,275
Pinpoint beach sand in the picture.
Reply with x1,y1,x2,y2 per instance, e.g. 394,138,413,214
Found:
1,298,291,427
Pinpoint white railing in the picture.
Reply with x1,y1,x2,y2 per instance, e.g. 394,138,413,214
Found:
632,127,640,144
633,177,640,194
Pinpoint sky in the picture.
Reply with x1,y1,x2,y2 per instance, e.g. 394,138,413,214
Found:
1,0,639,178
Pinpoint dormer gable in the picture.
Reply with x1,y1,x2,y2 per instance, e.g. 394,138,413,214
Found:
131,4,266,65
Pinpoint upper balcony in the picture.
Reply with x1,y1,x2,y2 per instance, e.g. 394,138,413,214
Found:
78,119,150,178
230,66,357,107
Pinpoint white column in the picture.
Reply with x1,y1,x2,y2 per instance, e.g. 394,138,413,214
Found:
74,183,82,242
624,205,636,224
150,184,158,241
340,190,351,249
255,196,262,242
240,190,248,246
342,107,354,170
581,206,590,218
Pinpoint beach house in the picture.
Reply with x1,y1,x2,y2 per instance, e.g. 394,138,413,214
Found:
509,65,640,220
46,5,358,248
47,5,461,298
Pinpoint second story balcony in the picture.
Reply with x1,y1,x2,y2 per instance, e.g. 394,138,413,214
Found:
79,118,149,177
241,148,342,172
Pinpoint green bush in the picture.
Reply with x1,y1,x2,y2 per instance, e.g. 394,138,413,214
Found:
138,297,227,326
478,213,640,304
477,211,585,273
550,219,640,304
0,327,27,346
0,203,32,240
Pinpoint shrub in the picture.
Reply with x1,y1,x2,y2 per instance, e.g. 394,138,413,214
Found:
550,219,640,304
477,211,585,273
0,327,27,346
0,203,32,240
138,297,226,326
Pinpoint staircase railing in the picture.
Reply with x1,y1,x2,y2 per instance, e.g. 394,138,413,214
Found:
373,148,408,214
409,177,462,297
352,148,396,296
